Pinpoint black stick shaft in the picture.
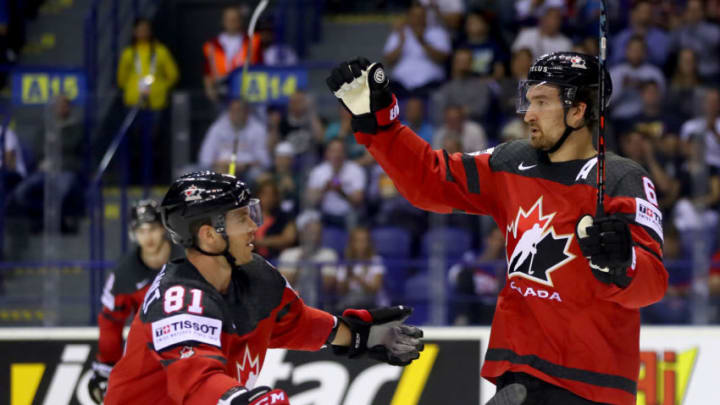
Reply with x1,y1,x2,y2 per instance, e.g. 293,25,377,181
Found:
597,0,609,217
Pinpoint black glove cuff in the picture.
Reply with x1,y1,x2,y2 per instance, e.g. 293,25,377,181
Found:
331,315,369,358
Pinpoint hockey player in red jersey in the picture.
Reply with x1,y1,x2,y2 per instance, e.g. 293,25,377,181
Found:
326,54,667,405
103,171,423,405
88,199,182,403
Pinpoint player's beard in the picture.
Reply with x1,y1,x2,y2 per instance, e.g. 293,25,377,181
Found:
528,125,561,151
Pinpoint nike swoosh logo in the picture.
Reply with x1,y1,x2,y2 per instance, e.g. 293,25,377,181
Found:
518,162,537,171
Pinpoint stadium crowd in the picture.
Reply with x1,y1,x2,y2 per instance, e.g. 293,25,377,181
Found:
3,0,720,324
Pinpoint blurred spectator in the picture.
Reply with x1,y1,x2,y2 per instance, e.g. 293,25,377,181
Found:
367,163,428,237
383,3,451,98
680,88,720,169
456,12,507,79
666,48,704,125
615,81,672,138
199,98,270,181
336,226,389,310
203,6,262,104
618,130,680,213
306,139,366,228
257,18,298,66
0,123,25,194
274,91,324,166
117,18,179,110
514,0,566,23
9,95,85,233
673,89,720,247
433,104,488,153
277,210,338,307
643,224,691,324
117,18,179,185
511,7,571,61
324,105,367,161
500,118,531,142
448,226,505,325
669,0,720,82
256,141,301,214
430,48,494,125
608,35,666,119
402,97,434,143
417,0,465,32
495,48,534,120
610,0,669,67
254,178,297,260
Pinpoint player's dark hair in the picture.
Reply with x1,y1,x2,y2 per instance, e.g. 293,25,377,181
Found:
574,87,599,131
189,217,212,246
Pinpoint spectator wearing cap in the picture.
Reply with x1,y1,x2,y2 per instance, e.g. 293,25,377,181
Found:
277,210,339,308
511,6,572,61
610,0,669,67
256,141,301,214
306,139,366,228
198,98,269,182
609,34,666,120
383,3,451,98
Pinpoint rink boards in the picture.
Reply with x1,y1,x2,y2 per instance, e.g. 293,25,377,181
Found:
0,327,718,405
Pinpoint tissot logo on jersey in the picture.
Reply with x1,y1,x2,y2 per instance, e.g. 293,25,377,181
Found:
152,313,222,350
506,197,575,287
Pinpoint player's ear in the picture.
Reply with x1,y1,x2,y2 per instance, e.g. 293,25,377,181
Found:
569,101,588,126
196,223,218,248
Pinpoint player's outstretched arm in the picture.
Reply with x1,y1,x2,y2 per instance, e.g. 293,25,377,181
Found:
326,58,500,217
330,305,424,366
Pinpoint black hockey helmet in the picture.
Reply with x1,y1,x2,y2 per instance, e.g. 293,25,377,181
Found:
518,52,612,113
129,199,161,229
517,52,612,154
159,171,262,255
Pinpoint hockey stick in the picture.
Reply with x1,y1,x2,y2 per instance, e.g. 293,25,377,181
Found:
596,0,609,217
229,0,270,177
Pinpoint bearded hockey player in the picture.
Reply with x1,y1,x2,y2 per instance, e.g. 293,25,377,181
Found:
103,171,423,405
327,54,667,404
88,199,182,403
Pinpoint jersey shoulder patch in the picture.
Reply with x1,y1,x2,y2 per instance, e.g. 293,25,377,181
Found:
488,140,538,172
140,261,227,351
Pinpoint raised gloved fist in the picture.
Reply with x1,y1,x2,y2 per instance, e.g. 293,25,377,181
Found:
87,361,113,404
219,386,289,405
575,214,634,288
326,58,399,135
333,305,424,366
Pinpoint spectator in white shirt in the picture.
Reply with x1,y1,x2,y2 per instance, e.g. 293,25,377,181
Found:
198,98,269,181
306,139,366,228
336,226,389,310
609,34,666,119
433,104,488,153
511,7,572,61
383,3,451,97
0,126,26,177
277,210,338,308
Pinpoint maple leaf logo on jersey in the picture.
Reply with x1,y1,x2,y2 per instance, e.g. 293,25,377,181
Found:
236,346,260,389
505,196,575,287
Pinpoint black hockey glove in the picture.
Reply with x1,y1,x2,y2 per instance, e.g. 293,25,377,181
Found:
332,305,424,366
575,214,634,288
326,57,399,135
87,361,112,404
219,386,289,405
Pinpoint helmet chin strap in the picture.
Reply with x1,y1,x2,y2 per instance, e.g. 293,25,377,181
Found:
193,238,237,269
544,107,583,155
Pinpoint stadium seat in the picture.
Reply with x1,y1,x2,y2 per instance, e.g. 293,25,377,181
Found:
421,227,472,262
321,226,347,257
371,226,411,259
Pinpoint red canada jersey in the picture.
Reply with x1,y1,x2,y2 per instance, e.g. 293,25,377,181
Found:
104,254,335,405
96,246,163,364
358,123,667,405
